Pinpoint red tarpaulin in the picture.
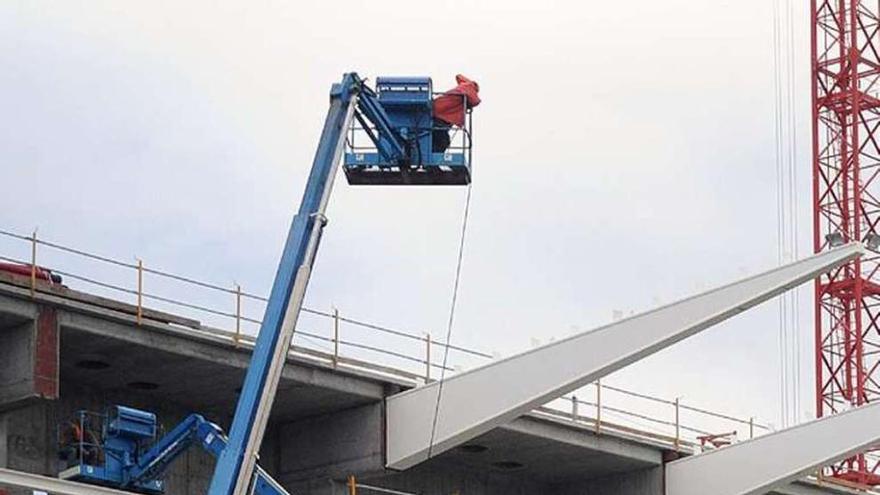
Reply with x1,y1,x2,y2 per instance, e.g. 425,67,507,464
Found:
433,74,481,127
0,262,59,283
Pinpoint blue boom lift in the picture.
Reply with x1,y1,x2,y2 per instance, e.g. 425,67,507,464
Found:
58,73,474,495
59,407,286,495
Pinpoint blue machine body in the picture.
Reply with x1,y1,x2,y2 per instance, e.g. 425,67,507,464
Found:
59,406,164,494
59,407,287,495
108,406,157,440
372,77,433,163
344,76,472,185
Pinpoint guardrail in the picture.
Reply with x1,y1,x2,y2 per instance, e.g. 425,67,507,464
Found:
544,380,768,451
0,227,771,451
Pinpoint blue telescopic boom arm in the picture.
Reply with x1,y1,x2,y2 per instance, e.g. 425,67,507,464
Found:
128,414,221,484
206,73,362,495
127,414,287,495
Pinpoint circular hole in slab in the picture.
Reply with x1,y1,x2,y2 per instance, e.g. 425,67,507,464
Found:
127,381,159,391
76,360,111,370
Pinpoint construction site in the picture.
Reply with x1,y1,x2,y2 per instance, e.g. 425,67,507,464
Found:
4,1,880,495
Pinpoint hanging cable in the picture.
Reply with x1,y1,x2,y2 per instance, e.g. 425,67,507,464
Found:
784,0,802,424
427,184,473,460
772,0,802,427
772,0,790,428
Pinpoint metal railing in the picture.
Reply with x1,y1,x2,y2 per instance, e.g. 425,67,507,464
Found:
58,410,107,471
0,227,770,451
543,380,770,451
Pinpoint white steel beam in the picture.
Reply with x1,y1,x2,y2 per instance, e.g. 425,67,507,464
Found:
385,243,863,470
665,401,880,495
0,468,134,495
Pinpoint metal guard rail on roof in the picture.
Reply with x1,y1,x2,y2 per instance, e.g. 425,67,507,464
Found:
0,227,770,451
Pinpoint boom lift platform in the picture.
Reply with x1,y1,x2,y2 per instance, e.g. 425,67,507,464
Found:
343,76,473,185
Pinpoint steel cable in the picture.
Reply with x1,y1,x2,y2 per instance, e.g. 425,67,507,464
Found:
427,184,473,460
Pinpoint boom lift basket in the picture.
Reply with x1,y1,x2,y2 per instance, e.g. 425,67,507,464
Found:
58,408,164,495
344,77,473,185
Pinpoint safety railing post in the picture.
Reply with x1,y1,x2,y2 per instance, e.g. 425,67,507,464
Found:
425,333,432,383
595,379,602,434
333,307,340,368
347,475,357,495
78,411,84,467
571,395,578,422
136,259,144,326
29,231,37,297
234,284,242,346
674,397,681,451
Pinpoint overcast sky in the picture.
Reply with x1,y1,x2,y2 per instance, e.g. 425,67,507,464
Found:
1,1,814,436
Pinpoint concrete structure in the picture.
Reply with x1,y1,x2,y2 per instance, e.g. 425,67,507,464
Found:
0,271,868,495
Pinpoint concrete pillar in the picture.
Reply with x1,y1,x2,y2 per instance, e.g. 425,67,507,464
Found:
278,402,385,488
0,321,36,409
0,306,58,411
0,402,53,476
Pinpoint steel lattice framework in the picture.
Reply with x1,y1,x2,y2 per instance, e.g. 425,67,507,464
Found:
812,0,880,485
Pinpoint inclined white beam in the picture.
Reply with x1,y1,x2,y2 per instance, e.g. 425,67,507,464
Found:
385,243,863,470
665,401,880,495
0,468,134,495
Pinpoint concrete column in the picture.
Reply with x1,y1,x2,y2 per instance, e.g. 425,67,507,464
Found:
0,403,53,476
0,306,59,411
0,321,36,409
278,403,385,487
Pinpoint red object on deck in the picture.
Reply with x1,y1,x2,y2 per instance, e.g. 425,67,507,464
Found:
0,261,58,283
433,74,481,127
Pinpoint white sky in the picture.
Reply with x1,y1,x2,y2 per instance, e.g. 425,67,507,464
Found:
1,1,814,434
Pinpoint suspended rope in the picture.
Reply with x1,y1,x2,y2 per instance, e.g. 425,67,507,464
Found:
427,184,473,460
772,0,801,428
785,0,802,424
772,0,788,428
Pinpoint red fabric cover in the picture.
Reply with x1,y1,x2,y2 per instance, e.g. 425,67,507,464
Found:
0,261,53,281
433,74,481,127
